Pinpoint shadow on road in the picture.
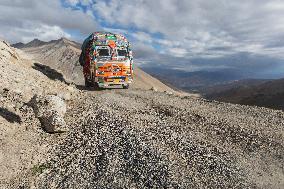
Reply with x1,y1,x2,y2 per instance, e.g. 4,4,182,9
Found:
32,63,68,84
75,85,90,91
0,107,21,124
75,85,105,91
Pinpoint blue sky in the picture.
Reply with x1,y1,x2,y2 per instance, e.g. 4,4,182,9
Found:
1,0,284,78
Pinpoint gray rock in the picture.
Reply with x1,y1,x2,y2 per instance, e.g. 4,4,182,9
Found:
30,95,68,133
57,92,71,101
150,87,158,92
165,91,173,95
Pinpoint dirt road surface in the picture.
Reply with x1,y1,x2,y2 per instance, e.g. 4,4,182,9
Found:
33,88,284,188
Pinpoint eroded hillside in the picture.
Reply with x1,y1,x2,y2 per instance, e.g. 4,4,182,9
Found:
0,39,79,187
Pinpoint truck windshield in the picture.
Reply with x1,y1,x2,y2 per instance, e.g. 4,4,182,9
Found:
117,49,127,57
98,49,110,56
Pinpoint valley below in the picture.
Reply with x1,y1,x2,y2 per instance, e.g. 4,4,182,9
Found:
143,67,284,111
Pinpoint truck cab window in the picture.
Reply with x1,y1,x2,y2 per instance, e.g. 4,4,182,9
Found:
98,48,110,56
117,49,127,57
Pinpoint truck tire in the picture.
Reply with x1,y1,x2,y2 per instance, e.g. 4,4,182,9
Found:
85,78,92,88
93,82,100,90
122,84,129,89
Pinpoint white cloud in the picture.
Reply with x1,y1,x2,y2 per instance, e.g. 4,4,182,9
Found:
101,27,129,36
131,32,153,43
0,0,98,43
23,24,71,43
168,48,188,58
66,0,80,6
91,0,284,59
0,22,71,43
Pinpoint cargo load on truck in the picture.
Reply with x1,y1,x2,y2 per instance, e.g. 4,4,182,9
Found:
80,31,133,89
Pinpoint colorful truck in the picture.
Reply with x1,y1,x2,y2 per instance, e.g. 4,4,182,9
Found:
79,31,133,89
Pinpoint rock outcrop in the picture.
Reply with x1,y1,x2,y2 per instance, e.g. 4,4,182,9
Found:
30,95,68,133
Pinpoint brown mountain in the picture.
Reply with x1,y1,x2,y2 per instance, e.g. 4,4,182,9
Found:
11,42,25,49
19,38,83,84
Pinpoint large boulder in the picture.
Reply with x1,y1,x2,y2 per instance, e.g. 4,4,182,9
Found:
30,95,68,133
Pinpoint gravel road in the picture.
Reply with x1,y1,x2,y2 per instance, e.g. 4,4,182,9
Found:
35,88,284,189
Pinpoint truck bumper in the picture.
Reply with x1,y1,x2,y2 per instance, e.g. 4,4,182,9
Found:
97,76,133,88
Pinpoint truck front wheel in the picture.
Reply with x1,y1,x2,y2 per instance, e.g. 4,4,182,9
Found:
122,84,129,89
93,82,100,90
85,78,93,88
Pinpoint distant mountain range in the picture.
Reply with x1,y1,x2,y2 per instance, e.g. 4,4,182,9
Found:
12,38,82,49
141,67,247,91
13,39,48,49
142,67,284,111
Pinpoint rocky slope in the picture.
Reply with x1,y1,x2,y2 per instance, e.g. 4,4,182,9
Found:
1,38,284,188
0,39,78,187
